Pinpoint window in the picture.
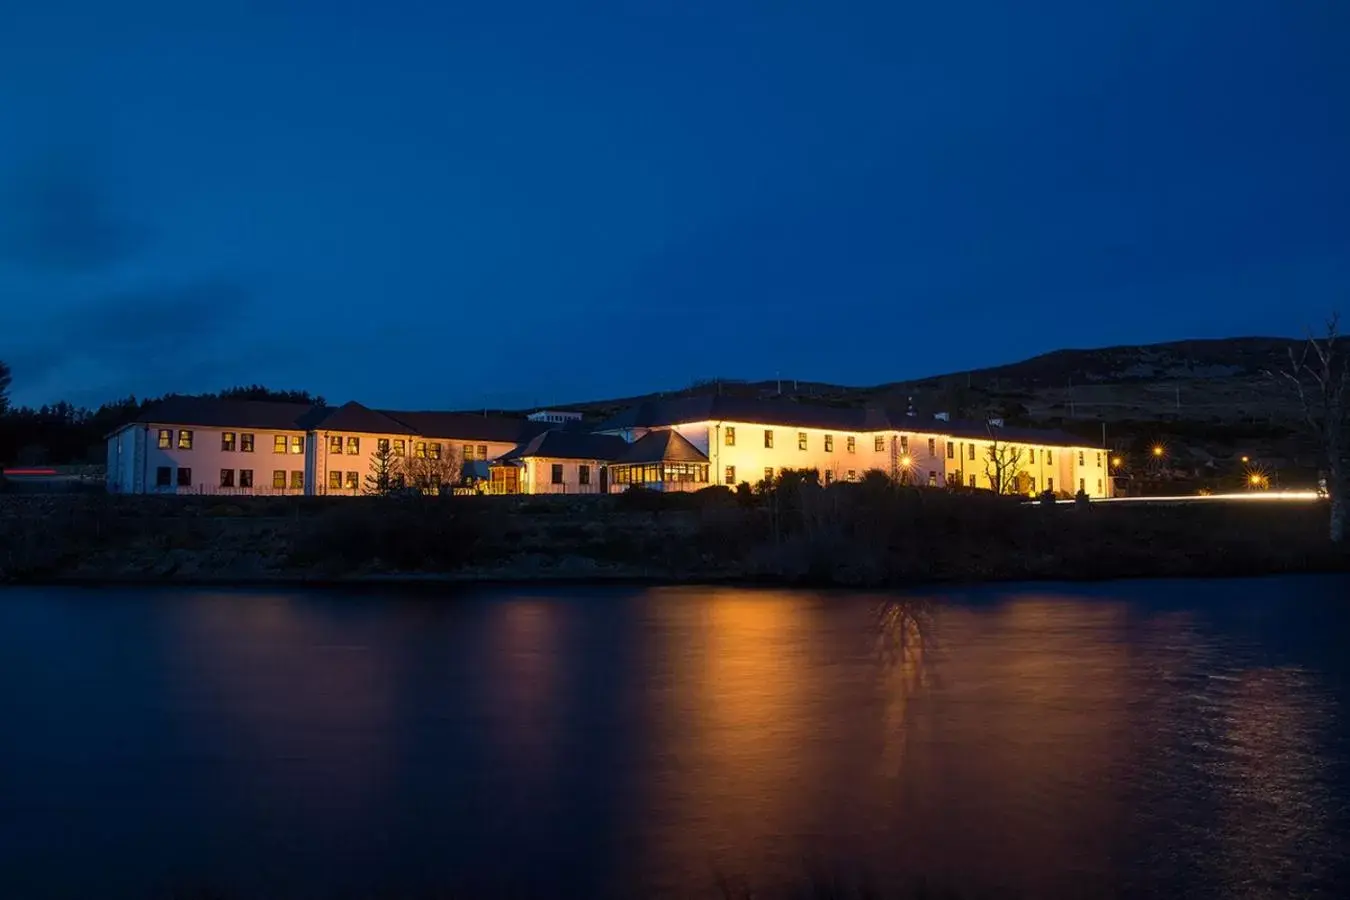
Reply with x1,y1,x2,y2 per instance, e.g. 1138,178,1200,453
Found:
1079,478,1086,493
220,469,234,488
1028,448,1036,464
928,438,936,456
429,442,441,460
1079,451,1085,466
900,435,909,453
274,435,287,453
241,433,254,452
968,444,976,461
725,426,736,447
273,470,287,489
178,430,194,450
765,429,774,449
291,471,305,490
239,469,253,488
157,429,172,449
329,471,343,490
1096,453,1103,467
478,444,487,460
551,463,564,484
221,432,236,452
846,436,856,453
824,434,834,452
290,436,304,455
1047,477,1054,491
824,470,834,485
847,470,856,481
345,471,359,490
946,441,955,459
329,435,343,453
764,467,774,483
875,435,886,452
579,465,591,485
393,439,406,457
969,474,977,488
462,444,475,460
927,471,938,487
1029,477,1036,492
1097,479,1103,494
416,442,427,458
177,467,192,487
798,432,808,451
155,466,171,487
347,437,360,456
1047,450,1053,465
725,465,736,485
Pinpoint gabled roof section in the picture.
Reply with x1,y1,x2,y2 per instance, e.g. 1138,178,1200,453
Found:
305,401,415,435
498,431,630,463
616,430,709,464
380,410,551,444
129,396,315,431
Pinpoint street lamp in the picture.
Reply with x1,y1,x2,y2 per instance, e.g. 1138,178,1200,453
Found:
1151,445,1165,459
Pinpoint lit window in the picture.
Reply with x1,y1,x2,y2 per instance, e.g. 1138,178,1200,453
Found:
157,429,172,449
273,435,287,453
178,430,194,450
1029,477,1036,492
273,470,286,489
874,435,885,452
347,437,360,455
764,467,774,482
1079,478,1086,492
928,438,936,456
847,470,856,481
1079,451,1085,466
290,436,304,455
969,474,977,488
824,470,834,484
239,469,253,488
463,444,474,460
1047,450,1054,465
1047,477,1054,491
725,465,736,485
416,442,427,458
1097,479,1103,494
579,465,591,485
846,436,855,453
241,433,254,452
220,469,234,488
725,427,736,447
329,435,343,454
824,434,834,452
329,471,343,490
155,466,171,487
928,471,937,487
291,471,305,490
1028,448,1036,464
968,444,975,461
393,439,406,457
946,441,955,459
765,430,774,449
551,463,564,484
176,467,192,487
478,444,487,459
797,432,807,451
900,435,909,453
221,432,236,452
429,442,441,460
1096,453,1103,467
377,438,389,453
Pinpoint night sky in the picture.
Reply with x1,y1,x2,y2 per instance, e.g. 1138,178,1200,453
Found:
2,1,1347,411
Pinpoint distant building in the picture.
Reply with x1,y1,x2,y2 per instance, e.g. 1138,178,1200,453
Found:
106,395,1112,498
526,410,584,424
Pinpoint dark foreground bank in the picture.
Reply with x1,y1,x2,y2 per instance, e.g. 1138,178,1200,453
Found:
1,481,1346,586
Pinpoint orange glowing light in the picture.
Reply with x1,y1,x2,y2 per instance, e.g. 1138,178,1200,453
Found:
1152,445,1165,458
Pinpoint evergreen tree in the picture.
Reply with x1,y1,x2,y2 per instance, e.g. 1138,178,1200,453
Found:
364,440,404,496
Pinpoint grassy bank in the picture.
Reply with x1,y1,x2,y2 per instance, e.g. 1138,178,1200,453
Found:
1,482,1346,586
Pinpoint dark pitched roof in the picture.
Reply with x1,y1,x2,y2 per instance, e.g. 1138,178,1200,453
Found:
616,430,709,464
305,401,416,435
380,410,551,444
498,431,631,463
129,396,315,432
596,396,1092,448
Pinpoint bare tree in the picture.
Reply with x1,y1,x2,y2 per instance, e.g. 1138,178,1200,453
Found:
983,434,1025,495
403,444,463,495
1275,315,1348,542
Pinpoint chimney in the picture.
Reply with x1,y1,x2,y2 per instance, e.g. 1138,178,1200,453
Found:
934,411,950,422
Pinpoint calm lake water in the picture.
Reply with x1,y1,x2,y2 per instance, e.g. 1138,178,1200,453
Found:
2,577,1349,899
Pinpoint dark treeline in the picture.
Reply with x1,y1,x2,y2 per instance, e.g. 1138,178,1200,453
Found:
0,361,323,466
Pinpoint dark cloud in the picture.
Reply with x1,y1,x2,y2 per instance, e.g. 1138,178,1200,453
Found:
0,151,148,273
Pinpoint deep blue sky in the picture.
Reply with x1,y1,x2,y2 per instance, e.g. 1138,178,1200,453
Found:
2,1,1347,410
